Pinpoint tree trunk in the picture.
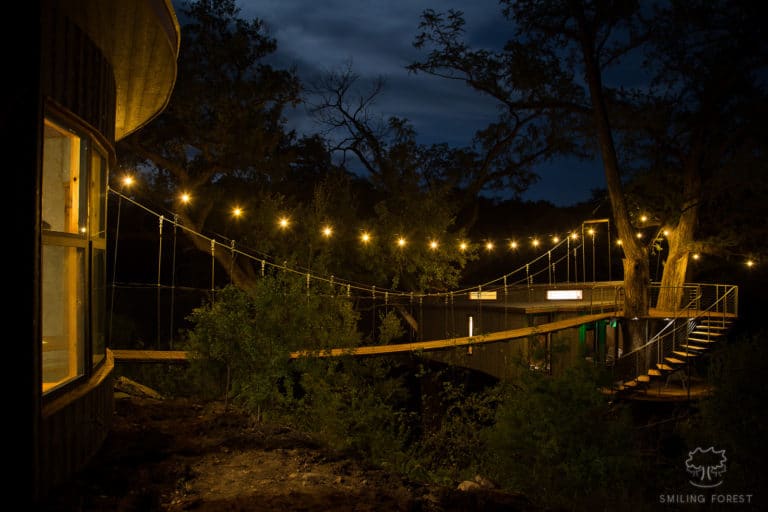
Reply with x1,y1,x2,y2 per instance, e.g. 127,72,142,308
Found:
656,227,691,313
656,157,701,312
621,254,650,354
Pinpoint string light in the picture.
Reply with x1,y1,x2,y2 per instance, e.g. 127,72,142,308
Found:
109,188,756,302
640,214,648,223
616,239,623,246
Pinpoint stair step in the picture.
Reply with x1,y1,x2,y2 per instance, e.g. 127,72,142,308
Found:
648,369,662,377
697,324,729,329
665,357,685,365
688,337,718,344
680,344,707,352
637,375,651,383
673,350,698,358
623,379,638,387
690,330,723,337
657,363,675,371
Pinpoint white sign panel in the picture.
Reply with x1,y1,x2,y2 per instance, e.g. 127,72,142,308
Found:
547,289,583,300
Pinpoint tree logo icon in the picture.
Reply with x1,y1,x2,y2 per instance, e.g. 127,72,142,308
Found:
685,446,727,488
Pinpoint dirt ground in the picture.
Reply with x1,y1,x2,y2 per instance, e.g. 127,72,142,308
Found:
38,380,538,512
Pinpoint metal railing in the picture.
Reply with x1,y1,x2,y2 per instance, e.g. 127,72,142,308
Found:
607,283,738,389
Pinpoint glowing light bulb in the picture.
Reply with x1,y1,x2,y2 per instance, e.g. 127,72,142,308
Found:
485,241,494,251
459,241,468,252
121,175,134,188
322,225,333,237
278,217,290,229
429,240,439,250
552,236,560,244
532,238,540,247
360,232,371,244
232,207,243,218
616,239,623,246
180,192,191,204
397,237,407,247
509,241,518,250
640,214,648,222
746,259,755,268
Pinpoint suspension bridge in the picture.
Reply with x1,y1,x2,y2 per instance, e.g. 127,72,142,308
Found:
107,189,739,400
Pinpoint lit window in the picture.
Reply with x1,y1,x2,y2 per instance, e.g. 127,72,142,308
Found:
41,117,109,392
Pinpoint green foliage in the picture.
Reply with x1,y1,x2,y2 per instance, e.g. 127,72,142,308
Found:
481,362,642,509
290,356,414,467
409,367,504,485
185,275,360,419
377,310,405,344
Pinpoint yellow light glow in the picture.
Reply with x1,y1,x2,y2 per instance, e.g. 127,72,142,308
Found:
616,239,623,246
746,259,755,268
232,207,243,217
636,232,643,239
397,237,407,247
429,240,439,250
485,241,494,251
532,238,540,247
278,217,290,229
180,192,191,204
509,241,518,250
640,214,648,222
692,253,700,260
360,232,371,243
459,241,468,252
663,229,669,237
552,236,560,243
79,226,86,234
588,228,595,236
322,225,333,237
570,232,578,240
121,175,134,188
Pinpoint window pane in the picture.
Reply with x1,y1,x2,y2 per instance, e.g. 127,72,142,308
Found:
42,120,86,235
42,245,86,393
90,150,107,239
92,248,107,365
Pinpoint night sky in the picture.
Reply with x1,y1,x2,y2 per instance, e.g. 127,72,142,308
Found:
231,0,607,206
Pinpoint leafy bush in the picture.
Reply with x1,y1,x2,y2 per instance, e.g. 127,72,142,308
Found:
481,362,642,509
185,275,360,419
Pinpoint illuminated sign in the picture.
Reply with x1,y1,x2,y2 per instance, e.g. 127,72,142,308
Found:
469,291,497,300
547,289,583,300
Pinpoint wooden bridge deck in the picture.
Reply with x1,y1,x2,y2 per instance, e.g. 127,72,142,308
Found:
110,309,736,363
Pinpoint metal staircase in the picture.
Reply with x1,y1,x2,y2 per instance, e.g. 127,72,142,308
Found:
607,284,738,398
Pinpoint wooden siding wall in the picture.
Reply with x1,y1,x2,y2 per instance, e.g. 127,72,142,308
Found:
39,357,114,497
41,5,116,140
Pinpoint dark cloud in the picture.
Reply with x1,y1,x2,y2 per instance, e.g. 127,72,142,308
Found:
235,0,604,206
